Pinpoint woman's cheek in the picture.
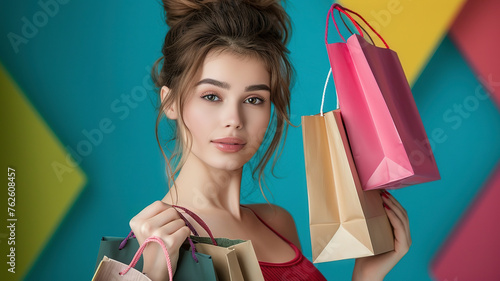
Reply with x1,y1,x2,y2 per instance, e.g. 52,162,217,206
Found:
184,101,211,130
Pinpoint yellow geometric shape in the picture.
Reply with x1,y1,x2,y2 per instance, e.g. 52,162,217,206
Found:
338,0,467,86
0,62,86,280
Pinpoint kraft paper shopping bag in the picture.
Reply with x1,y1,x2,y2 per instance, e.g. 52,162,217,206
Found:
302,72,394,262
302,109,394,262
192,236,264,281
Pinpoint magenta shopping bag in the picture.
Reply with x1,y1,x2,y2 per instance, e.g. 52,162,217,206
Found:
325,4,440,190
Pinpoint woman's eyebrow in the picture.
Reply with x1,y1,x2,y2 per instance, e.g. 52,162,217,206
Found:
196,78,230,89
196,78,270,92
245,84,270,92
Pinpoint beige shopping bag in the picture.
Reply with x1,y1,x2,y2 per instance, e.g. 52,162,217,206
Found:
302,109,394,263
93,256,151,281
193,237,264,281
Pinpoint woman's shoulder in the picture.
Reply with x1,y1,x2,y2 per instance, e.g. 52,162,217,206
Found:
243,203,301,250
243,203,292,222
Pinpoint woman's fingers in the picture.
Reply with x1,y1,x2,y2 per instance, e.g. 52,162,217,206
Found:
384,203,409,242
380,191,411,254
153,218,188,237
381,191,408,220
381,191,409,226
130,201,171,226
147,224,191,251
129,201,191,281
167,225,192,248
140,208,183,236
130,201,184,237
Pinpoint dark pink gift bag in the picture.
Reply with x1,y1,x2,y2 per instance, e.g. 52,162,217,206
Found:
325,4,440,190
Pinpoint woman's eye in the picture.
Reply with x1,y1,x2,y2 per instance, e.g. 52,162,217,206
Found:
202,94,220,102
245,97,264,105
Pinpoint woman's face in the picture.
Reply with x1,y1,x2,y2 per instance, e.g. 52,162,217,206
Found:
181,51,271,171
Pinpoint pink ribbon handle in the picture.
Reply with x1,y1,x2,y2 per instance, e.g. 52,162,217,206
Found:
119,236,173,281
118,205,217,265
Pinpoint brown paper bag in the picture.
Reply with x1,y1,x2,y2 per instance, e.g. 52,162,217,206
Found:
302,109,394,263
230,240,265,281
92,256,152,281
193,237,264,281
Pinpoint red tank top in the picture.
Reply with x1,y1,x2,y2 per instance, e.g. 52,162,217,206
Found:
245,207,327,281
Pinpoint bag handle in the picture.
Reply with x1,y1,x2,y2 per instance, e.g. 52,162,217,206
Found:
340,13,375,46
119,236,173,281
325,3,389,49
172,205,217,246
171,205,218,263
320,68,339,116
119,230,136,250
119,233,202,264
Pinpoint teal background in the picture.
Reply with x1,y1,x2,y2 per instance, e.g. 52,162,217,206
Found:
1,0,500,280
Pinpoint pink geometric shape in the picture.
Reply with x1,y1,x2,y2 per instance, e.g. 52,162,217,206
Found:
431,165,500,281
450,0,500,107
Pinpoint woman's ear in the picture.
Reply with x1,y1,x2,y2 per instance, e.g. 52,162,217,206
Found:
161,86,178,120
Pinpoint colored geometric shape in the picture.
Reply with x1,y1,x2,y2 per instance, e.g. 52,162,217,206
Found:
338,0,467,86
0,62,86,281
380,34,500,281
449,0,500,108
431,165,500,281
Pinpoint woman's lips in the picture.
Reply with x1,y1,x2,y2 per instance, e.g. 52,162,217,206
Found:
211,137,246,153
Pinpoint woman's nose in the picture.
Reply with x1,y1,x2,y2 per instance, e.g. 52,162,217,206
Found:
223,103,243,129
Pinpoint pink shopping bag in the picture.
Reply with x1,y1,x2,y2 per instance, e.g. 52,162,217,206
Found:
325,4,440,190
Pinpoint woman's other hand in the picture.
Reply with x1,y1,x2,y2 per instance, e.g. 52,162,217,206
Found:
129,201,191,281
352,190,412,281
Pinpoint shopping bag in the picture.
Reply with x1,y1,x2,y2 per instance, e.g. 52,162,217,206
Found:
174,205,265,281
95,212,218,281
325,4,440,190
302,109,395,262
302,77,394,262
94,235,217,281
192,236,264,281
94,231,143,271
92,236,173,281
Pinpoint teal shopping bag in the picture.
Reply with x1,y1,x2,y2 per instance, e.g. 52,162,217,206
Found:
92,236,173,281
94,235,217,281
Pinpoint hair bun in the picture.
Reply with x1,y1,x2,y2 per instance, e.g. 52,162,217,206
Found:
162,0,205,27
163,0,287,30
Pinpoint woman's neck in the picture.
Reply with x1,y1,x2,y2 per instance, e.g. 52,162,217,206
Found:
162,152,243,218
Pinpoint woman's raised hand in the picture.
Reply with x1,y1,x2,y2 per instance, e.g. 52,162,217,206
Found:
129,201,191,281
352,191,412,281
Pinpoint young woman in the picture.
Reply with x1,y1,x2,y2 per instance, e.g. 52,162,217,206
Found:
129,1,411,280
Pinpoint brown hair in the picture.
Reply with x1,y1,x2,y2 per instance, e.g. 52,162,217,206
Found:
152,0,293,195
